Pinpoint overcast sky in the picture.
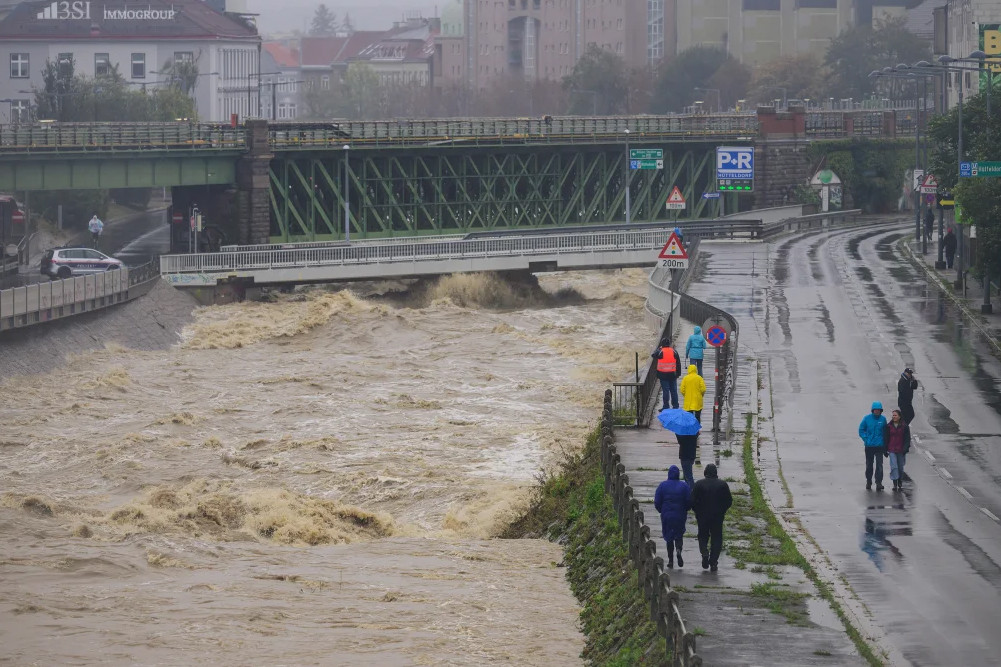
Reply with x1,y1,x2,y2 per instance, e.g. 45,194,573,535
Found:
246,1,441,35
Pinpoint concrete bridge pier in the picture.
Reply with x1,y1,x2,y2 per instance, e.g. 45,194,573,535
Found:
236,119,273,245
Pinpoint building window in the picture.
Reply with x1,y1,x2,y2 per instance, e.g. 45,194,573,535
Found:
278,102,297,119
11,99,30,123
10,53,29,78
174,51,194,64
95,53,111,78
321,75,330,90
131,53,145,78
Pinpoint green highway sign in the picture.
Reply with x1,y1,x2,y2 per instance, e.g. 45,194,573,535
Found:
630,149,663,160
960,161,1001,177
630,158,664,170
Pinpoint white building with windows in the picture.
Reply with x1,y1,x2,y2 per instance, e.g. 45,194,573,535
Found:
0,0,261,123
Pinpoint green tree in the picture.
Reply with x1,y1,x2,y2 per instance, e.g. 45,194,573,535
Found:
158,56,201,96
562,45,629,115
310,4,338,36
651,46,748,113
927,92,1001,280
748,54,830,105
823,18,932,101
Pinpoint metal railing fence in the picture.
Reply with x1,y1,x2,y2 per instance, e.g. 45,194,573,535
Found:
0,123,246,154
601,390,702,666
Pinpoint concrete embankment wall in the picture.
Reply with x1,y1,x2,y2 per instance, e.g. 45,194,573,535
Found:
0,281,197,380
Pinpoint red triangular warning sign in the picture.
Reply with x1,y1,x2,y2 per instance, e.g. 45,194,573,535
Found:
667,186,686,204
921,174,938,188
658,232,688,259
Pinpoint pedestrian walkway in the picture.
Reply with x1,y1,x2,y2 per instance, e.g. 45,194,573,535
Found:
612,256,865,664
905,238,1001,346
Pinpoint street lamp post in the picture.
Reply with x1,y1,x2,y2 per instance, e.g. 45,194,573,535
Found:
342,144,350,242
968,50,994,313
694,87,721,113
624,129,631,225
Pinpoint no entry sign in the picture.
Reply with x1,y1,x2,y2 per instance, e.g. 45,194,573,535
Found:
705,325,728,347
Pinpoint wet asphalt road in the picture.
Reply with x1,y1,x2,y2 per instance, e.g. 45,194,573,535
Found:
688,223,1001,665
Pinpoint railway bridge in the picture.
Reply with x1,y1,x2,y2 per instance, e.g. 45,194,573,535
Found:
0,107,917,246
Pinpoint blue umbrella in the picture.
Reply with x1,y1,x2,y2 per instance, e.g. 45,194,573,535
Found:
657,409,702,436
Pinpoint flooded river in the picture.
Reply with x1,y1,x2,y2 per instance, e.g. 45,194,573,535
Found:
0,269,651,665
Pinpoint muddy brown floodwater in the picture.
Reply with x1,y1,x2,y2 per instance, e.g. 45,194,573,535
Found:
0,270,652,666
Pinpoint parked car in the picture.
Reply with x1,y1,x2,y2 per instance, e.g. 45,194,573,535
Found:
41,247,123,279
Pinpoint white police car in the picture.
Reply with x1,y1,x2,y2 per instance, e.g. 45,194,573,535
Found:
41,247,123,279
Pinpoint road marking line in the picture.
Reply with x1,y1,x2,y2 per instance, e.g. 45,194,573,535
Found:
982,508,1000,522
957,486,973,500
940,468,953,479
923,450,935,463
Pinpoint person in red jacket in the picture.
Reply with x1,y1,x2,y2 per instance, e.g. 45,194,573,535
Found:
884,409,911,491
651,337,682,410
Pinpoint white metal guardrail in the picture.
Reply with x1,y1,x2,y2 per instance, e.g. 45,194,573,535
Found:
0,261,159,333
163,228,688,277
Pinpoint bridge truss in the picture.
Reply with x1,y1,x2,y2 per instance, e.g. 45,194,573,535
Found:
269,143,727,242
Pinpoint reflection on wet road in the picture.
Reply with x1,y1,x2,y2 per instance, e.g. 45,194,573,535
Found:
687,223,1001,665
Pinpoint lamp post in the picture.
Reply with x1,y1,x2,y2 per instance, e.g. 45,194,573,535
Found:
963,50,994,312
342,144,351,242
624,129,631,225
694,87,721,113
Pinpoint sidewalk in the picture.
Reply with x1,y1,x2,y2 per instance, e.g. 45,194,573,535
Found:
615,321,865,665
903,238,1001,348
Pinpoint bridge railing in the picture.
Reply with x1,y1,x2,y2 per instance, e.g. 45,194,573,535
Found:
268,114,759,149
162,224,762,276
0,122,246,153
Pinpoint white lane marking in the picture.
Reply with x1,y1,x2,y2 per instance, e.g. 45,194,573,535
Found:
982,508,1000,522
957,486,973,500
939,468,953,479
923,450,935,463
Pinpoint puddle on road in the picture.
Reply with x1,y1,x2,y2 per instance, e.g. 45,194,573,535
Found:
925,394,961,434
860,501,912,572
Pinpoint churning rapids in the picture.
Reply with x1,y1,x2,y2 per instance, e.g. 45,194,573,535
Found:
0,270,652,666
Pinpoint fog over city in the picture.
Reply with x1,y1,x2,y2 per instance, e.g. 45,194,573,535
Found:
245,0,440,34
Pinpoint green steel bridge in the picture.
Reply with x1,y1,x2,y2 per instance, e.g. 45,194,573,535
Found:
0,110,916,243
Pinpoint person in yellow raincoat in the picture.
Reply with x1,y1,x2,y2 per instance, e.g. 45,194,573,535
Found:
680,364,707,423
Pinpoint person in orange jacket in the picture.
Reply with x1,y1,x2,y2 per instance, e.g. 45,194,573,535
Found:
652,337,682,410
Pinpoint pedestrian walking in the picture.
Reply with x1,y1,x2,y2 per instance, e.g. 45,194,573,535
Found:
680,364,706,424
88,214,104,249
897,368,918,425
924,206,935,243
859,401,888,491
652,338,682,410
676,431,698,485
691,463,732,572
943,227,957,269
884,409,911,491
685,326,707,376
654,465,692,569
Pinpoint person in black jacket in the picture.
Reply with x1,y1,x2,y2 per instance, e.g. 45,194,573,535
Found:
652,337,682,410
690,463,733,572
676,432,698,484
943,228,957,269
897,368,918,425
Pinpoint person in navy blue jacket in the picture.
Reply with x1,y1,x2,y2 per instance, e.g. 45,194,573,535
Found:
654,465,692,569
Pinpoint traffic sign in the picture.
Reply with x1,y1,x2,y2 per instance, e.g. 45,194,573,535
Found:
920,174,938,194
631,159,664,170
716,146,754,191
912,169,925,190
959,161,1001,177
11,209,23,224
702,192,720,199
657,231,688,269
630,148,663,160
666,186,686,210
705,325,728,348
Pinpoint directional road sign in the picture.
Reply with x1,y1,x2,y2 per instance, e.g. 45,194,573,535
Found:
960,161,1001,177
630,148,663,160
716,146,754,191
702,192,720,199
912,169,925,190
666,186,686,210
631,159,664,170
657,231,688,269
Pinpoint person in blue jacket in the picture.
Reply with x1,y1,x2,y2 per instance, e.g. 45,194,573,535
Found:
654,465,692,569
859,401,888,491
685,326,707,376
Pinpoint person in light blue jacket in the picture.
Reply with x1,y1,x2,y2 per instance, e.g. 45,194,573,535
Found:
685,326,707,376
858,401,888,491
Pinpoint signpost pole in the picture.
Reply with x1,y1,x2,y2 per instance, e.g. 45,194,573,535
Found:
624,130,631,225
